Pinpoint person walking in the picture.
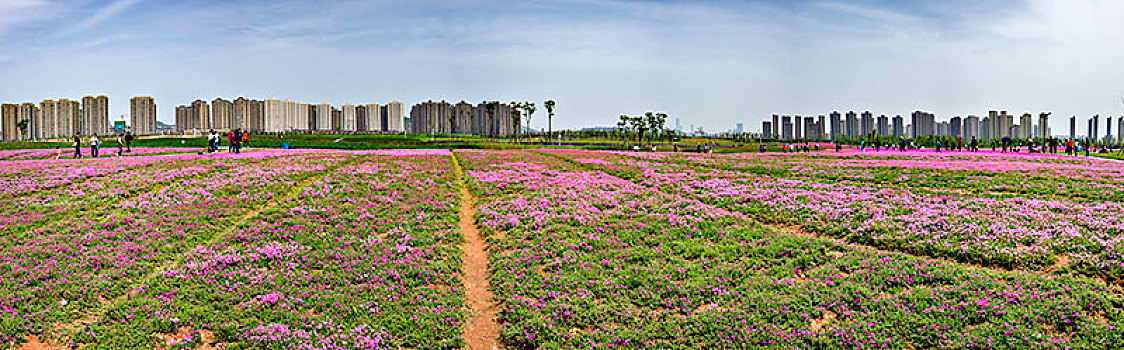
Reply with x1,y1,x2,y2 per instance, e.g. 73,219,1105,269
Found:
241,131,250,149
89,134,100,158
874,139,881,152
860,139,866,152
124,132,134,152
116,135,124,157
899,137,906,152
226,131,236,153
72,133,82,159
935,140,942,153
957,137,964,152
234,129,243,153
970,137,979,152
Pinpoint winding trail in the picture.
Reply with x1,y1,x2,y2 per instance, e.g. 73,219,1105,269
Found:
452,152,501,350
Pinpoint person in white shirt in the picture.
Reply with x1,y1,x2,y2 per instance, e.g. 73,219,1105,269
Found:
89,135,100,158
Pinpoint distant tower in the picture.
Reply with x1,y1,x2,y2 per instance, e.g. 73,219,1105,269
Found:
1070,116,1076,140
1108,116,1114,143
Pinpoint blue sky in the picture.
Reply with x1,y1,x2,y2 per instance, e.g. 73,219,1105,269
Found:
1,0,1122,134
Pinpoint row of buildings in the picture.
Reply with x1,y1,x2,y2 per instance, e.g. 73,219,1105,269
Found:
3,96,530,140
762,111,1079,141
0,96,157,141
408,100,523,136
174,98,407,133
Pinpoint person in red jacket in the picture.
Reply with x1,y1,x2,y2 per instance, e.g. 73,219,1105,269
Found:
226,132,236,152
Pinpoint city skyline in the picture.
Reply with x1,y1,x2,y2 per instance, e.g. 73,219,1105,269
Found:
760,110,1124,142
1,1,1122,134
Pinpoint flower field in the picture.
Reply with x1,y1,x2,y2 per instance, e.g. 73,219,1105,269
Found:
1,148,1123,349
544,150,1124,280
460,150,1124,349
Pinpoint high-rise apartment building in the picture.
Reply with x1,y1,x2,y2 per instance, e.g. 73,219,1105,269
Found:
1069,116,1076,139
175,106,190,132
1,104,17,141
1020,113,1033,139
876,115,889,137
794,115,802,139
39,99,80,139
363,103,381,132
964,115,980,140
233,97,264,132
1000,111,1013,139
772,114,780,139
1092,115,1100,140
950,116,962,138
356,105,369,132
1118,117,1124,143
192,100,211,131
892,115,903,138
844,111,857,138
331,107,342,131
130,97,157,135
312,103,332,131
453,101,473,135
1107,117,1114,143
212,98,234,130
781,115,793,140
410,100,454,134
387,101,406,133
762,121,772,138
20,103,38,140
803,117,817,139
860,111,874,137
1037,113,1049,139
263,99,311,132
910,111,935,137
81,95,109,136
936,121,949,136
981,117,990,140
817,115,826,139
409,100,518,136
828,112,841,139
985,111,1014,139
341,104,357,131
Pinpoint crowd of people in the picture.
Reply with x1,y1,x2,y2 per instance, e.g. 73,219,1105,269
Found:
207,129,249,154
826,135,1118,157
53,129,252,160
60,132,134,159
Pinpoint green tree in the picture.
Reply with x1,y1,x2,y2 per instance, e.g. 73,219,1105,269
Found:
645,112,668,145
16,119,28,140
510,102,522,143
522,101,536,142
617,117,628,146
448,108,458,141
544,100,556,145
625,115,647,147
485,101,499,137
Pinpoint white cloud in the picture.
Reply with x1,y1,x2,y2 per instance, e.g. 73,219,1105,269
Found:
59,0,143,36
815,1,919,23
0,0,49,34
